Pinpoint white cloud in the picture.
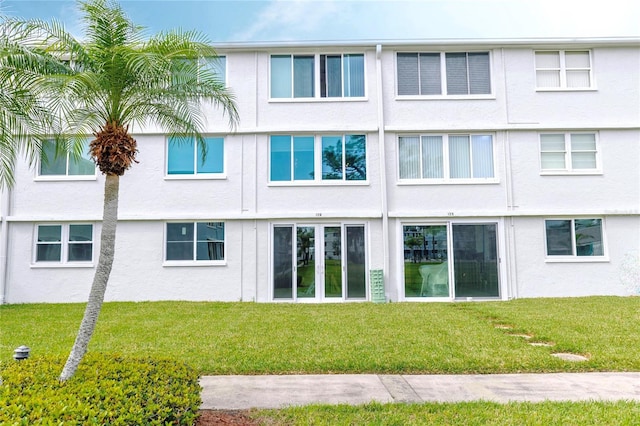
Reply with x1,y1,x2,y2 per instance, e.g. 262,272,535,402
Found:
529,0,640,37
232,0,640,42
58,2,85,40
232,0,343,42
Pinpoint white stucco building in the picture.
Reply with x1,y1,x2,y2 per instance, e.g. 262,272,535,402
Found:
1,37,639,304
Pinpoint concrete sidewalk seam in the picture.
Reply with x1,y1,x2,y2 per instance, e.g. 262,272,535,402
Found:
378,375,422,403
199,373,640,410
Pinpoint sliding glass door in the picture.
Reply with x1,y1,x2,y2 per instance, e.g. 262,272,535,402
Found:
403,222,500,300
346,225,366,299
273,224,367,301
296,226,316,298
323,226,342,298
403,225,449,298
452,224,499,298
273,226,294,299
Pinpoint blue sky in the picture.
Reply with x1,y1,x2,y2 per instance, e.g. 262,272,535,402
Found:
2,0,639,43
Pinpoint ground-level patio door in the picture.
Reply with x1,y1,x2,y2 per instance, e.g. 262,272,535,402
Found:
272,224,367,302
403,222,500,300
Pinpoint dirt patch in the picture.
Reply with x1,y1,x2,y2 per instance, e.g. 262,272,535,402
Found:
196,410,261,425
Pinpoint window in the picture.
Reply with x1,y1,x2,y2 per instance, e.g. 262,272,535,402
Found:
270,54,365,99
540,132,598,173
397,52,491,96
35,224,93,263
545,219,604,257
165,222,225,262
167,136,224,176
203,56,226,82
320,54,365,97
535,50,592,89
171,56,226,89
269,134,367,182
402,223,500,299
39,139,95,177
398,134,494,181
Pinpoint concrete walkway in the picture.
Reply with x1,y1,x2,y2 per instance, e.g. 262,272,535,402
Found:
200,373,640,410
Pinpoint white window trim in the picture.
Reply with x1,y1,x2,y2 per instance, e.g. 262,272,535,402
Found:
395,94,497,101
543,217,609,263
163,221,227,266
269,97,368,104
268,52,367,101
395,51,495,99
268,180,370,187
268,134,369,185
164,136,227,180
34,175,98,182
269,221,369,302
400,219,505,301
397,133,498,184
31,223,95,267
538,131,601,175
534,50,596,92
397,178,499,186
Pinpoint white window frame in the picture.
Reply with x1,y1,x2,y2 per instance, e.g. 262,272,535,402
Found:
399,219,506,301
35,139,97,181
544,218,608,263
397,133,498,184
32,223,94,267
163,221,226,266
269,221,369,302
269,52,366,101
165,136,226,180
268,134,369,186
539,132,601,175
395,51,494,99
535,50,594,91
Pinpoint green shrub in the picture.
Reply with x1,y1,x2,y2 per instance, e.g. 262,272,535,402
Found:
0,353,201,425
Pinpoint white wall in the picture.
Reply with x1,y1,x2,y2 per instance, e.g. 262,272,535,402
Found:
508,130,640,214
2,40,639,304
512,216,638,298
503,46,640,127
381,48,508,131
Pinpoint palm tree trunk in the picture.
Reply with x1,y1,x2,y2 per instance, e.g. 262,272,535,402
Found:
60,174,119,381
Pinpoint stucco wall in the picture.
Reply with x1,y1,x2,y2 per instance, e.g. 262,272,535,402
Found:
2,39,638,304
507,129,639,215
512,216,638,298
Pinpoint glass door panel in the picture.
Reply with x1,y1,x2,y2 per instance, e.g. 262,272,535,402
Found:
273,226,293,299
296,226,316,298
273,223,368,302
346,225,366,299
324,226,342,298
452,224,499,298
403,225,449,298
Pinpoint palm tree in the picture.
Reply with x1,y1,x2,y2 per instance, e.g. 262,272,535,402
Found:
16,0,239,381
0,18,68,188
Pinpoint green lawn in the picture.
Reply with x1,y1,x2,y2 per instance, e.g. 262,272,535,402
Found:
254,401,640,425
2,297,639,374
3,297,640,425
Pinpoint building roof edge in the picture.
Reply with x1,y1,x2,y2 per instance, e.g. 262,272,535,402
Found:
211,36,640,50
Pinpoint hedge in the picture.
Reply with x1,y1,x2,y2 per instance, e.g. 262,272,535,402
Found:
0,353,201,425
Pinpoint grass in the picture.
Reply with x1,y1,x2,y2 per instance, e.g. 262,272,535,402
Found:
253,401,640,425
2,297,640,425
1,297,640,374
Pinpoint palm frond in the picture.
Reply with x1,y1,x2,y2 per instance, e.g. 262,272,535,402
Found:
0,0,239,187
